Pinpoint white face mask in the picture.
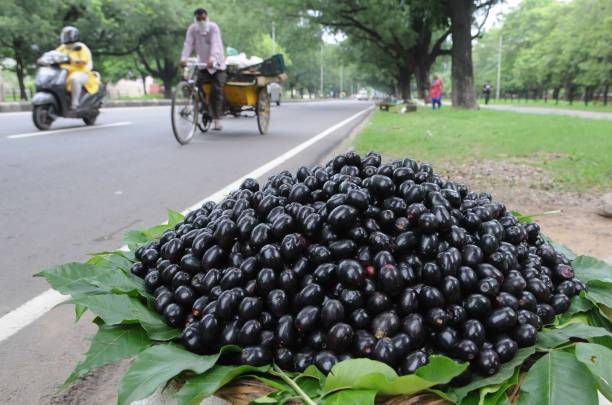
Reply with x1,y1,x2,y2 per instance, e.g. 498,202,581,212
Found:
195,17,209,33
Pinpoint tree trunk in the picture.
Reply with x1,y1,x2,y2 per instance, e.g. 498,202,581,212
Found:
567,84,574,104
140,72,148,95
604,83,609,106
398,67,413,100
14,52,28,101
161,76,173,99
448,0,477,109
553,87,560,104
415,61,430,102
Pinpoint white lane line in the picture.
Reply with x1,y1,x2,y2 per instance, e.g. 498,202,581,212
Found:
7,121,132,139
0,105,373,344
6,121,133,139
0,290,67,342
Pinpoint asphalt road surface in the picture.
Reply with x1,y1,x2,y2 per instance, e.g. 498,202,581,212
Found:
0,100,372,404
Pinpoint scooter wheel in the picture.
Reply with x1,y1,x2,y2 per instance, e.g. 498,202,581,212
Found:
32,105,54,130
83,112,98,126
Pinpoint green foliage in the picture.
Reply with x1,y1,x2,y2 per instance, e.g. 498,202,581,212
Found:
354,108,612,190
35,199,612,405
118,344,238,405
473,0,612,100
519,350,598,405
62,323,152,388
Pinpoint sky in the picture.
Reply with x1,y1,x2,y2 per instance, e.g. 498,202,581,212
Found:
485,0,524,29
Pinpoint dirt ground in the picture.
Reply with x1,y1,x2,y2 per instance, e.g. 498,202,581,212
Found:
440,158,612,261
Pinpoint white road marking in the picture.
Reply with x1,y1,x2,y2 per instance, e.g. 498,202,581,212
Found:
6,121,133,139
0,105,373,344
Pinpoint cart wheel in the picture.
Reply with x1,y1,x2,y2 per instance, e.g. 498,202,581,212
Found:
256,88,270,135
171,81,198,145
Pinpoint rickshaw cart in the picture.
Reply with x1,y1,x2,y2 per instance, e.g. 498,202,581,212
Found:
171,55,287,145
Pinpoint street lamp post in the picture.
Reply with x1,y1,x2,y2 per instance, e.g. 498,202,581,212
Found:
320,45,324,97
496,33,502,99
272,22,276,55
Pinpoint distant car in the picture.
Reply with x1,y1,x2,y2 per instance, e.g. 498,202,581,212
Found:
268,82,282,106
356,90,369,101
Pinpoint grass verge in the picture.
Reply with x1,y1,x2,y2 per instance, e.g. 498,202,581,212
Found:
485,98,612,113
353,106,612,191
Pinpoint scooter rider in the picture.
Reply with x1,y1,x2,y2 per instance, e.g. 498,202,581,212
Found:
56,26,99,111
180,8,226,131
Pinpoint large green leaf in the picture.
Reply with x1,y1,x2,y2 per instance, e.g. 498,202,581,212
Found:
323,356,466,396
519,350,598,405
34,262,108,296
445,347,536,403
573,256,612,284
176,364,269,405
123,213,182,251
537,323,611,348
87,251,134,273
167,209,185,226
63,324,152,388
69,294,179,340
35,261,145,298
118,344,238,405
123,230,153,251
557,295,595,324
584,280,612,309
320,389,377,405
575,343,612,400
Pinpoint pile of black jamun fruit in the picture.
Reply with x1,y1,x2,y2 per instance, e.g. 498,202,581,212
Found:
131,151,582,381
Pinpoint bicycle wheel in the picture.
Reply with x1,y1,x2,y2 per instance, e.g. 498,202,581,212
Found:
171,81,198,145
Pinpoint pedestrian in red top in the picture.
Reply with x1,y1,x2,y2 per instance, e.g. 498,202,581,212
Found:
429,75,443,110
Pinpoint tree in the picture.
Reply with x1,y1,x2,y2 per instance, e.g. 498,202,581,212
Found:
0,0,58,100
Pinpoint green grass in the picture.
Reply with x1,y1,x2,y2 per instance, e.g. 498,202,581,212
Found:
354,107,612,191
485,98,612,113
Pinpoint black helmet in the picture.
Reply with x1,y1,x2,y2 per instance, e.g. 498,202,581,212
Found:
60,26,80,44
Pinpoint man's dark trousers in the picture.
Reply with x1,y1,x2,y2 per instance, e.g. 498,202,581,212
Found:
197,69,227,119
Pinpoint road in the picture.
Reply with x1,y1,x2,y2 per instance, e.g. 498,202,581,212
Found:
0,100,372,404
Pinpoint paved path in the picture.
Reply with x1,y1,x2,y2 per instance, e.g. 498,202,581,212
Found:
0,100,373,404
481,104,612,120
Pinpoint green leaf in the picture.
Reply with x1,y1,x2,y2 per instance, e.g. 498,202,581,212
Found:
572,256,612,284
87,251,134,273
63,324,152,388
74,303,88,322
68,294,180,341
557,295,595,324
167,209,185,226
323,356,467,396
537,323,611,348
575,343,612,400
551,242,577,261
446,347,536,403
511,211,533,223
34,262,108,296
296,376,322,399
34,261,146,298
252,375,291,392
123,230,152,251
320,389,377,405
118,344,238,405
297,364,326,383
519,350,598,405
177,364,269,405
584,280,612,309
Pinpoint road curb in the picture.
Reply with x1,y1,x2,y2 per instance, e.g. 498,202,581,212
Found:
0,98,338,113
